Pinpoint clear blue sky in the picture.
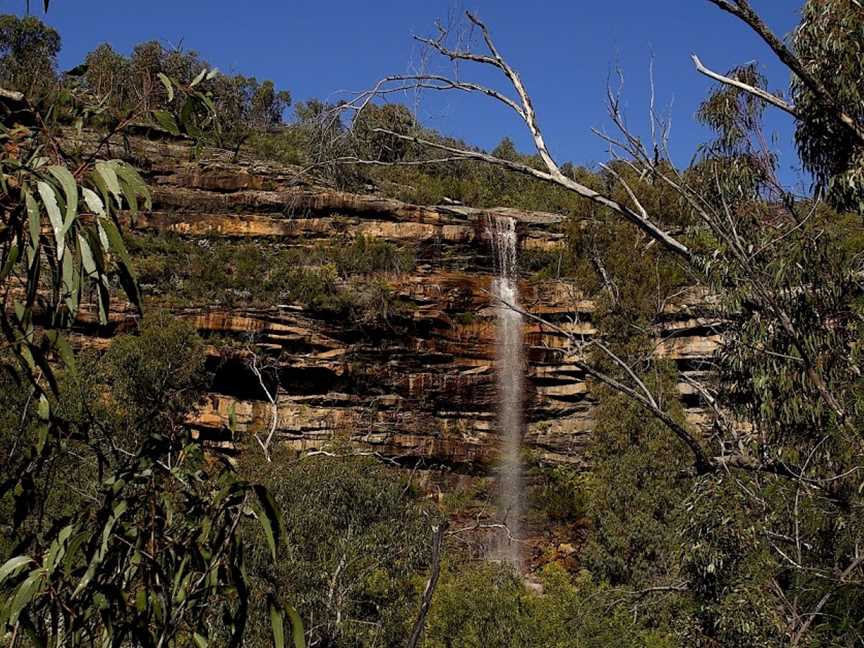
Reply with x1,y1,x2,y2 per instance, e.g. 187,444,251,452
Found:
5,1,806,187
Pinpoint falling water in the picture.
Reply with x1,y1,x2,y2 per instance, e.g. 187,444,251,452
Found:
487,215,525,569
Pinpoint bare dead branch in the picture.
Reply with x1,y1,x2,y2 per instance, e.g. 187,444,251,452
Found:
790,554,864,646
691,54,797,116
484,285,711,471
371,128,693,261
599,161,651,222
249,349,280,462
462,12,559,177
386,74,526,118
705,0,864,144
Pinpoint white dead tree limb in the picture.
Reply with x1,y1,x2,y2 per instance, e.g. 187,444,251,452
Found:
407,521,448,648
248,347,280,462
701,0,864,145
690,55,797,116
339,12,693,263
369,129,693,261
336,7,854,494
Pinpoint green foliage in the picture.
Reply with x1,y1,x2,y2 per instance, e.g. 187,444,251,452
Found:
246,126,310,166
564,212,688,346
0,81,292,645
793,0,864,212
0,317,300,646
250,98,358,186
239,450,437,648
0,109,150,374
692,63,777,221
678,476,784,647
0,14,59,100
531,464,590,523
323,233,416,275
696,63,769,154
425,564,536,647
352,103,417,163
566,25,864,642
425,562,678,648
129,233,416,326
364,137,593,214
82,43,129,109
720,230,860,442
582,371,690,588
99,315,205,440
74,37,291,148
519,245,575,280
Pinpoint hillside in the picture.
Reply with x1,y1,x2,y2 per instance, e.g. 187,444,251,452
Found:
66,128,721,468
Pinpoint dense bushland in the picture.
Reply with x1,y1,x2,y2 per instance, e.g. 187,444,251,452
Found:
2,2,864,647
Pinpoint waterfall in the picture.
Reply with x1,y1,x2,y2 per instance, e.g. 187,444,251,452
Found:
487,215,525,569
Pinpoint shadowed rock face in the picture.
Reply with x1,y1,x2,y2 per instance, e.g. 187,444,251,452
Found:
68,130,722,469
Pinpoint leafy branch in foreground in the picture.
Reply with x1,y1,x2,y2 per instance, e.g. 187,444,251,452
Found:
0,69,303,646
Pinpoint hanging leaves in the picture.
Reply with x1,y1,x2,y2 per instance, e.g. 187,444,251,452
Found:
269,597,307,648
0,65,288,648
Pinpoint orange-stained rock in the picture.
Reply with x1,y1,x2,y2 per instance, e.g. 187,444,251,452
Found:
65,129,721,469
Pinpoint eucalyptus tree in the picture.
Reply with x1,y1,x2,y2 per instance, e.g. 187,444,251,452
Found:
0,61,301,648
0,13,59,101
343,0,864,643
792,0,864,212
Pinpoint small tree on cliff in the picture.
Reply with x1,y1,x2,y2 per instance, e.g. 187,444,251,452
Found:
0,13,59,100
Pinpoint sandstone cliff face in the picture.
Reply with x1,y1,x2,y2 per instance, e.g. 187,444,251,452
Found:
72,130,721,468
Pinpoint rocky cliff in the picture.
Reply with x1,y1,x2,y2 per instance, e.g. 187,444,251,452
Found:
71,130,722,469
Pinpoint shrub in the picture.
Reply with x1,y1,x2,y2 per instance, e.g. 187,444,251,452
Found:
127,233,418,328
532,464,590,523
239,450,438,648
425,562,679,648
319,234,416,276
519,245,575,280
82,314,206,447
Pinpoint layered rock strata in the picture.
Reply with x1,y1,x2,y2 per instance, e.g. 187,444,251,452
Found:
69,130,722,467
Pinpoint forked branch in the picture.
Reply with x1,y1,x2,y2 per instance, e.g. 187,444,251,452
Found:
369,128,693,261
705,0,864,144
345,10,693,262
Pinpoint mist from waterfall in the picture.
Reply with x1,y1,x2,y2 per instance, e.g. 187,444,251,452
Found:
487,215,525,569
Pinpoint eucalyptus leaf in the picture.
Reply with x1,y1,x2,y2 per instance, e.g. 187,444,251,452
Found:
47,165,78,235
270,603,285,648
153,110,181,136
0,557,33,586
190,68,208,88
252,484,282,561
37,181,65,259
157,72,175,102
94,161,123,208
25,190,40,252
6,570,45,626
0,238,19,281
